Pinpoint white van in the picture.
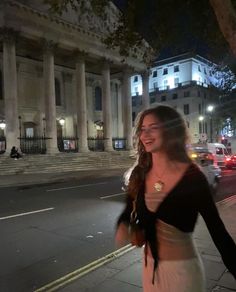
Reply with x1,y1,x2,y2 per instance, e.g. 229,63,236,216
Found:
207,143,230,167
188,145,221,194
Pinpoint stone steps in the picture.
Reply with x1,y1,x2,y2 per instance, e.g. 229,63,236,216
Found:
0,151,135,175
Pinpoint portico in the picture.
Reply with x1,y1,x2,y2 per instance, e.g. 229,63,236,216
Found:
0,0,147,154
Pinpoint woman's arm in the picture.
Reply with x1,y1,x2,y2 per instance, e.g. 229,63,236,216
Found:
197,173,236,279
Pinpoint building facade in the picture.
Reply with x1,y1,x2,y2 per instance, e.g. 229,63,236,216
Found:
131,53,220,144
0,0,149,154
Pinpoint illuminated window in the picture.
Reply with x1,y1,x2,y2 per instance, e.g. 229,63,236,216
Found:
174,77,179,87
174,65,179,72
163,68,168,75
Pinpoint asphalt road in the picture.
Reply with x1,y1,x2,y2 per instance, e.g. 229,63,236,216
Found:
0,169,235,292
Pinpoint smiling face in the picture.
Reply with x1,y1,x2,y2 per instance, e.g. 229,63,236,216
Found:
139,114,163,153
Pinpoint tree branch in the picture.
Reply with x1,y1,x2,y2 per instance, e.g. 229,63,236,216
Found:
209,0,236,56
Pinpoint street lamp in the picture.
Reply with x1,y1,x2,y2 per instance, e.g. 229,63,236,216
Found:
59,118,65,126
207,105,214,143
198,116,205,142
0,121,6,130
198,115,204,121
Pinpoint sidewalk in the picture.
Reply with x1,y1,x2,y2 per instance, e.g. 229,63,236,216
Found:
38,196,236,292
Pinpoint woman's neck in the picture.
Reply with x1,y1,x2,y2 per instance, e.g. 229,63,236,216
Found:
151,152,170,169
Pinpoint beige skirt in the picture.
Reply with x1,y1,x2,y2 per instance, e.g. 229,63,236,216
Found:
142,253,206,292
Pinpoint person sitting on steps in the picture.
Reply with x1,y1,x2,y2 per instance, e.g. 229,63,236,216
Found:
10,146,22,159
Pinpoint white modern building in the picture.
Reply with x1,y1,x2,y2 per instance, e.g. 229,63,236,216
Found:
131,53,220,143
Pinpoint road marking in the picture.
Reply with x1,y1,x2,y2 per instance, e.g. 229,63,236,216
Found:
100,192,125,199
217,194,236,207
0,207,54,221
34,244,135,292
46,182,107,192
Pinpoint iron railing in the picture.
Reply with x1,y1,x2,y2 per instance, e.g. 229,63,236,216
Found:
2,136,127,154
0,136,6,154
88,137,105,151
19,136,47,154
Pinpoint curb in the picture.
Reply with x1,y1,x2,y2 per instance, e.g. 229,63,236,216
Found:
34,245,135,292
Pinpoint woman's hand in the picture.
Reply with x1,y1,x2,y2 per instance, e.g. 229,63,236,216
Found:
130,228,145,247
115,223,130,247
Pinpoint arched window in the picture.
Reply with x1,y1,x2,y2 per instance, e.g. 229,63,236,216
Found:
95,86,102,111
55,78,61,106
0,70,3,100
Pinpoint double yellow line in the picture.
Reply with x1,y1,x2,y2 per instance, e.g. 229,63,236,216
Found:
34,244,135,292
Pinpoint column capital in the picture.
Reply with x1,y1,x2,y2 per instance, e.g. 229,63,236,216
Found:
123,66,134,77
42,38,58,53
0,27,19,44
101,58,113,70
140,69,151,79
74,49,88,62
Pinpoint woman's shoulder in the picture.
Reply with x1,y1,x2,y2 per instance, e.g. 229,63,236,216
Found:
184,162,209,185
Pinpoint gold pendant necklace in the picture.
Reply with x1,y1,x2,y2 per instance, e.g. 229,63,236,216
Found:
153,166,167,192
154,180,165,192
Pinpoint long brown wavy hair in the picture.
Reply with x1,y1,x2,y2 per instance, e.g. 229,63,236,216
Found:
127,105,191,199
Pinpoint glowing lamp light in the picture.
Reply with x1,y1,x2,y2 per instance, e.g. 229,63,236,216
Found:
59,118,65,126
198,116,204,121
0,121,6,130
207,105,214,112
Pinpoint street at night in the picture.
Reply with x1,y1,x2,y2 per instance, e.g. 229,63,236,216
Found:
0,169,236,291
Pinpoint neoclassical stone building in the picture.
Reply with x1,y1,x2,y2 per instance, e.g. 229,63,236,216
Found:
0,0,149,154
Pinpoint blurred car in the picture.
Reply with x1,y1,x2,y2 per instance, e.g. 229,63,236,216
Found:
225,154,236,169
188,146,222,194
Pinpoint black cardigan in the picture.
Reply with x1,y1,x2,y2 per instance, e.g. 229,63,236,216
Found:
117,163,236,279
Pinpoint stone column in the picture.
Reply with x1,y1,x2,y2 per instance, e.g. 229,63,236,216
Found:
141,70,150,110
86,77,95,137
75,55,89,152
2,28,20,152
102,62,113,151
117,82,124,138
43,40,58,153
122,69,133,150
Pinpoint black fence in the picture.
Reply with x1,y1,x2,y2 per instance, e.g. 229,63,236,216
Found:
0,136,6,154
19,136,47,154
1,136,127,154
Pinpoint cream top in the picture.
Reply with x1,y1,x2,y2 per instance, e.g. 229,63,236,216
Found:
145,191,198,260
